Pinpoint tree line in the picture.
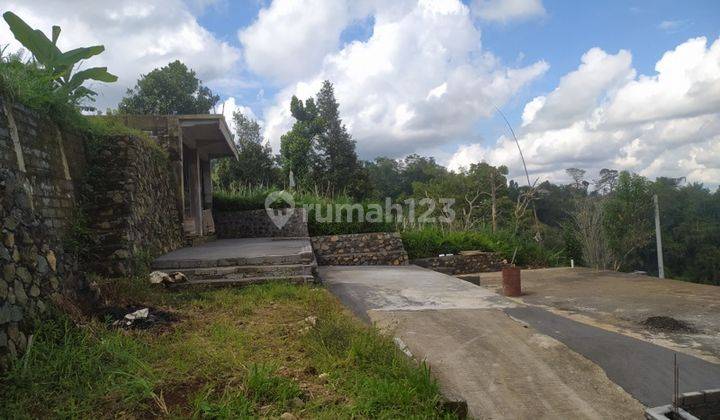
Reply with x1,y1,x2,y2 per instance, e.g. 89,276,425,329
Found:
115,60,719,285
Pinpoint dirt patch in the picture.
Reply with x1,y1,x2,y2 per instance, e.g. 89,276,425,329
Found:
641,316,698,334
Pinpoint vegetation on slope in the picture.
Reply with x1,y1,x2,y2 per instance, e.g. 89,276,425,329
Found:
0,281,453,418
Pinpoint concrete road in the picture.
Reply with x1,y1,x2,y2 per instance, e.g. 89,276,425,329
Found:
506,306,720,408
471,267,720,361
320,266,645,419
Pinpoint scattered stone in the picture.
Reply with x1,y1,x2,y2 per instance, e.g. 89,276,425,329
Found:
0,280,7,299
280,412,297,420
291,397,305,409
149,271,187,286
318,373,329,383
304,315,318,326
29,284,40,298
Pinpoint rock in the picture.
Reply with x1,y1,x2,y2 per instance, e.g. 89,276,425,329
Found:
149,271,187,285
46,250,57,272
280,413,297,420
318,373,329,383
169,272,187,283
149,271,171,284
29,284,40,297
304,315,318,326
2,263,13,282
291,397,305,409
0,246,10,261
16,266,31,284
36,255,49,275
14,280,27,305
0,279,7,299
6,323,19,342
49,275,60,290
2,231,14,248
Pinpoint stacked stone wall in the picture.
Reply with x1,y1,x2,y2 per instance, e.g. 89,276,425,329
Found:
311,232,409,266
83,135,183,275
0,170,84,370
0,98,85,235
411,253,506,275
214,208,309,238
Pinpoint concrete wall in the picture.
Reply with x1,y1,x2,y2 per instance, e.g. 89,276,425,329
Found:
214,208,309,238
311,232,409,266
411,252,506,275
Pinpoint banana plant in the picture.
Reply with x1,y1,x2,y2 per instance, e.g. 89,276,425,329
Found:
2,11,117,104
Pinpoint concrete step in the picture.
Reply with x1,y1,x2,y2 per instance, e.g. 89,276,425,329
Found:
178,263,316,281
169,275,316,289
152,250,315,270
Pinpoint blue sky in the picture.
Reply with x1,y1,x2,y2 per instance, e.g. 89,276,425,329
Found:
2,0,719,185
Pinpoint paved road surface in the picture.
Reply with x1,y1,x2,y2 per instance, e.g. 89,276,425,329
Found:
320,266,646,419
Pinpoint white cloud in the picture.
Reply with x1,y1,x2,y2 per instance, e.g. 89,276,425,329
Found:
657,19,691,33
471,0,545,23
238,0,379,83
262,0,548,158
0,0,241,110
448,36,720,187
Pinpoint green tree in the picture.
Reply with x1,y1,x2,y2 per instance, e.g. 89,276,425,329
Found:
118,60,218,114
315,80,362,195
213,112,278,190
279,96,322,185
603,171,654,270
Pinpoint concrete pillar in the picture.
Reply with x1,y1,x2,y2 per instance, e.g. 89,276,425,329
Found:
188,148,203,236
201,158,212,209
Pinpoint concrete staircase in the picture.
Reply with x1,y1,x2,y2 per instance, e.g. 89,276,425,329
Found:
151,238,317,288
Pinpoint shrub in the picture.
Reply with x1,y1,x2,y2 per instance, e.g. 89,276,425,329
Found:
401,226,561,267
212,188,397,236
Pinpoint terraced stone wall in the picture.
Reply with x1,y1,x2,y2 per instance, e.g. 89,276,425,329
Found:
311,232,409,266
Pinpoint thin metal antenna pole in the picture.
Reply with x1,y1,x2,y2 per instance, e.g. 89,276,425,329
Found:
654,194,665,278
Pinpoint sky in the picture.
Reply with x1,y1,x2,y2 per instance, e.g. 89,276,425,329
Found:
1,0,719,187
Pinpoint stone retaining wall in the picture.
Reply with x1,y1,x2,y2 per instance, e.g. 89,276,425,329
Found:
411,252,506,275
311,232,409,266
0,170,85,370
214,208,309,238
83,135,183,276
0,97,86,236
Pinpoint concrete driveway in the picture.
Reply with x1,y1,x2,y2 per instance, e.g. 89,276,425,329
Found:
320,265,645,419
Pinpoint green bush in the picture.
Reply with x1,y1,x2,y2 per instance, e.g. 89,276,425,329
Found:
401,226,561,267
213,188,397,236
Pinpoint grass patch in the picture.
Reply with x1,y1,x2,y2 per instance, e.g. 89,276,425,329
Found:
0,282,453,418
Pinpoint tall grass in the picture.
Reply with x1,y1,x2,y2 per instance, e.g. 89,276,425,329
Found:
401,225,563,267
